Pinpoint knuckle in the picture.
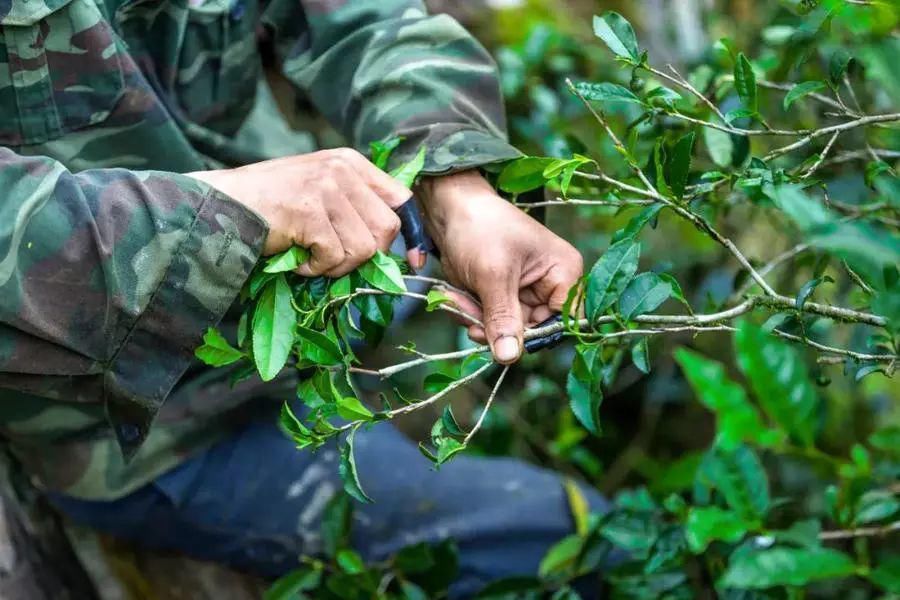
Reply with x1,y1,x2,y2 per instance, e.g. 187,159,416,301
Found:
375,215,401,243
358,238,377,258
325,157,351,175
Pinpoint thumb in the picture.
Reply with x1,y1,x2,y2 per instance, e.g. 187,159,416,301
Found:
479,275,524,364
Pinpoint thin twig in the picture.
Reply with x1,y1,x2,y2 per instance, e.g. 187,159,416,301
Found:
765,113,900,161
463,365,511,445
386,361,494,418
801,131,841,179
819,520,900,540
516,197,657,208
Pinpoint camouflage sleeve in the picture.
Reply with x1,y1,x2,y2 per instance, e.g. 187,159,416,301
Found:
0,149,267,457
262,0,522,175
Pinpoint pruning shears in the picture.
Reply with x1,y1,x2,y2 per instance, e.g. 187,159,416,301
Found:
394,197,564,354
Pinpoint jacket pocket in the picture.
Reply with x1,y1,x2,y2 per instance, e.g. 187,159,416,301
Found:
0,0,125,145
174,0,259,134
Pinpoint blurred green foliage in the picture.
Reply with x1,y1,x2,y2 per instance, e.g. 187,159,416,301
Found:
224,1,900,597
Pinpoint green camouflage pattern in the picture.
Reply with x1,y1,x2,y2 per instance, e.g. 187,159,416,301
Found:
0,0,519,499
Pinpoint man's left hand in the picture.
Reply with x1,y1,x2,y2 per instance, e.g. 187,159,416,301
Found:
418,170,583,364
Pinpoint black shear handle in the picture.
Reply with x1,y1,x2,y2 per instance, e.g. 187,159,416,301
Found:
395,196,439,259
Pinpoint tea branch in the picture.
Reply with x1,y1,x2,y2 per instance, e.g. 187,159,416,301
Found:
819,520,900,541
567,77,779,297
463,365,510,445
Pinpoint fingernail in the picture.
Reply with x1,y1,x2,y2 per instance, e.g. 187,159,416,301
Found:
416,250,427,269
494,336,520,363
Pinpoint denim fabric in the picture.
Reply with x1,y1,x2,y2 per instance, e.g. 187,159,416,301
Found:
49,417,607,597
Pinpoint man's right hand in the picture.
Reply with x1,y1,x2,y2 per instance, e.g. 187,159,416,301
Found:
188,148,418,278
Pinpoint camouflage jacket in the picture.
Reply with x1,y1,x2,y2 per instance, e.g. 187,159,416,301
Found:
0,0,520,499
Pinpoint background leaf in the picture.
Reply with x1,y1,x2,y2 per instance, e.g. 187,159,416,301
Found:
618,272,673,320
734,320,819,446
734,53,758,112
720,547,857,589
592,12,640,61
585,239,641,320
339,427,372,503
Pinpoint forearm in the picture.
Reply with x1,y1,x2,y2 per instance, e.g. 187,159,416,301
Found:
0,149,266,455
265,0,522,175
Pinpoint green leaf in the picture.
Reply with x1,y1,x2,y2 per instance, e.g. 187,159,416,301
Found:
424,372,457,394
795,275,833,309
263,246,310,273
697,444,770,521
252,274,296,381
567,344,603,436
280,402,314,447
538,534,582,578
592,12,640,61
358,250,406,294
854,489,900,525
321,492,353,556
336,396,374,421
870,555,900,593
653,140,673,198
400,581,430,600
435,437,467,465
720,547,857,589
612,204,663,244
658,273,692,313
734,320,818,447
336,549,366,574
264,567,322,600
389,145,426,188
475,578,543,599
771,519,821,549
339,426,371,503
618,272,673,321
425,288,451,311
675,348,777,449
600,510,660,559
575,82,644,105
585,239,641,321
829,48,853,86
783,81,826,110
370,137,402,170
703,125,734,168
195,328,244,367
631,338,650,374
497,157,556,194
394,543,436,575
685,506,754,553
734,53,758,113
296,325,343,366
645,85,683,108
667,132,695,199
724,108,756,123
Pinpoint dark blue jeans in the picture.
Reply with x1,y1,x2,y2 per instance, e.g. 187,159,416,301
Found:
49,418,607,597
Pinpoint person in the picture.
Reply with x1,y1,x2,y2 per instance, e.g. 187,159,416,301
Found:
0,0,602,594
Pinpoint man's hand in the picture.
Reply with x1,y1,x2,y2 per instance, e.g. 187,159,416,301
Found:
419,170,583,364
188,149,422,277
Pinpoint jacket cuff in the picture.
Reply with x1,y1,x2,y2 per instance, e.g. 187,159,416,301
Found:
104,174,267,459
386,125,522,177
